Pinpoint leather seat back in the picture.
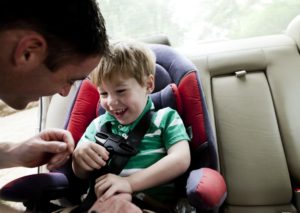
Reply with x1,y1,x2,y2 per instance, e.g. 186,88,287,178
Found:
187,15,300,213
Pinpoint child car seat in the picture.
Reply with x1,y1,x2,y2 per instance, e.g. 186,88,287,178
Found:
0,44,226,212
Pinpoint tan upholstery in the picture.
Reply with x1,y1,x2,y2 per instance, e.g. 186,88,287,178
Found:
287,14,300,51
187,15,300,212
39,18,300,212
43,83,79,129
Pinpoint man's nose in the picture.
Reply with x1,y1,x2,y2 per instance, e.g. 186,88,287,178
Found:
59,84,72,97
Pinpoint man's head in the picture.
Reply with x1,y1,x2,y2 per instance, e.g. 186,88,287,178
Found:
0,0,109,109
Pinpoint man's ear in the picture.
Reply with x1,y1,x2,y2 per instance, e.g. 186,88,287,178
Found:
13,33,47,68
146,74,155,94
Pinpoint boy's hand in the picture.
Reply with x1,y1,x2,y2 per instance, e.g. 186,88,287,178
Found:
73,141,109,172
95,173,132,201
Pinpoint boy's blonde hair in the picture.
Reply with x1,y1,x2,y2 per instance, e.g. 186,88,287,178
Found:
92,40,156,86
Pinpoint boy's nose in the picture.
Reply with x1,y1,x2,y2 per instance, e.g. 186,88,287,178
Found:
107,95,118,106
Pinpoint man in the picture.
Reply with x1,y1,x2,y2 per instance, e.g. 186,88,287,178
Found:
0,0,141,212
0,0,108,170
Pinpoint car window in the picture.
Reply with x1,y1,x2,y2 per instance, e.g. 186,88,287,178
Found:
99,0,300,48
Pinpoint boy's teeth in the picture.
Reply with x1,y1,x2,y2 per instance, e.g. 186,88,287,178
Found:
115,108,125,114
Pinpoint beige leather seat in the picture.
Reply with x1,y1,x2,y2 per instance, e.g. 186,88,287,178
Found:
186,15,300,213
37,18,300,211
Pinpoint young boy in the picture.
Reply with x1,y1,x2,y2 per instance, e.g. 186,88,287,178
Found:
72,41,191,210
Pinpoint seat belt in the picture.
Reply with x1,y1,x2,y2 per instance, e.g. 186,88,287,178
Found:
71,110,154,213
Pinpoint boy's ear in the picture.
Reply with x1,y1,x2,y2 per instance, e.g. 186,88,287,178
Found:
146,74,155,94
13,33,47,69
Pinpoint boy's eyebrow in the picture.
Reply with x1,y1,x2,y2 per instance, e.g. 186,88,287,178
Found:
115,82,128,86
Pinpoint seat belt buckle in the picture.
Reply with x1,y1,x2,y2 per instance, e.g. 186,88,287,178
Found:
95,132,138,156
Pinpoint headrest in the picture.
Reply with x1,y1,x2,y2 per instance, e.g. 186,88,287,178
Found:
68,80,181,146
153,63,173,92
67,80,99,143
150,44,197,86
150,84,182,115
286,14,300,51
141,35,171,46
66,44,217,169
207,49,267,77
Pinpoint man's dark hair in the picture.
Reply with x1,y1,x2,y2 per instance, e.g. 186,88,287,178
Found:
0,0,109,70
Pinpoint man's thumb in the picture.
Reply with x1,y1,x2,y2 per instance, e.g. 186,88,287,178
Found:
42,141,67,153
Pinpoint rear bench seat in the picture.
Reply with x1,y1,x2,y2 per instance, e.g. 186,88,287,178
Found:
186,15,300,212
40,15,300,212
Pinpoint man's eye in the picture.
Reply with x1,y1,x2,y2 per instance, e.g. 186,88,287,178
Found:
68,80,75,86
117,89,126,94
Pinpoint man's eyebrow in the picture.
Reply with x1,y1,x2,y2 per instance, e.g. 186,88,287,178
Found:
73,76,88,81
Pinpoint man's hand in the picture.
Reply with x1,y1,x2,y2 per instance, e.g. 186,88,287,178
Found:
89,193,142,213
0,203,23,213
14,128,74,170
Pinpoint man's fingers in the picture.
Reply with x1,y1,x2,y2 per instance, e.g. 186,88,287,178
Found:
47,153,70,170
62,131,75,152
41,129,75,153
41,141,68,153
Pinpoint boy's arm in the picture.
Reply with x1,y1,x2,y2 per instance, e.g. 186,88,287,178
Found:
125,140,190,192
72,119,109,179
72,141,109,179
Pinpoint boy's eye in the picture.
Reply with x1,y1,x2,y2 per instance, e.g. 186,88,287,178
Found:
100,92,108,97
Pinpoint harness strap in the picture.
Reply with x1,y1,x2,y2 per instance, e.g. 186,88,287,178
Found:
72,110,154,213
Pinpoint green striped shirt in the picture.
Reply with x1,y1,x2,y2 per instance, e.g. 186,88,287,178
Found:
78,97,190,202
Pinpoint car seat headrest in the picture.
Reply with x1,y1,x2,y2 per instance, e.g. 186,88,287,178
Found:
286,14,300,51
151,84,181,114
153,64,173,92
67,44,217,169
67,79,181,146
150,44,197,85
67,80,99,143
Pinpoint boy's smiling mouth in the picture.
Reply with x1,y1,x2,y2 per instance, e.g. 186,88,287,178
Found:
114,108,127,116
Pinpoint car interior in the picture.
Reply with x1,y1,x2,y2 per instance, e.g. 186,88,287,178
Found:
188,14,300,213
1,11,300,213
0,42,226,213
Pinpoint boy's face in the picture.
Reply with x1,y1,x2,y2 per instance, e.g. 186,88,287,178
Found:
99,75,154,125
